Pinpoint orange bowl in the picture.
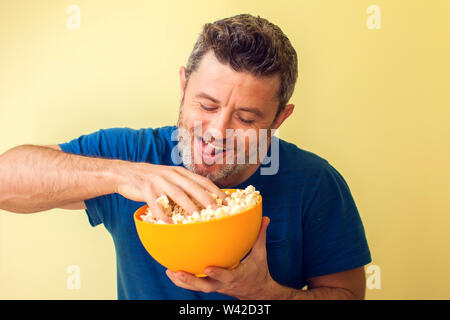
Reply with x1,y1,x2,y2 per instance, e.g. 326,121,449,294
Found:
133,189,262,277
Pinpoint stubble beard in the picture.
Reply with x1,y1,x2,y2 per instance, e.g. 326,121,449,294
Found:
176,108,251,184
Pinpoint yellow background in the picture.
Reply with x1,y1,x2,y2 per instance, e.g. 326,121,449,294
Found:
1,0,449,299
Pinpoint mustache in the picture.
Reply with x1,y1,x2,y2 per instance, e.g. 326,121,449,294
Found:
195,135,237,151
176,119,271,157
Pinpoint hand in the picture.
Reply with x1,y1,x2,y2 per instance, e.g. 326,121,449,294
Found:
114,162,227,223
166,216,274,299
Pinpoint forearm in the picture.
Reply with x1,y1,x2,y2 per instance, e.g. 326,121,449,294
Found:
255,278,361,300
0,144,121,213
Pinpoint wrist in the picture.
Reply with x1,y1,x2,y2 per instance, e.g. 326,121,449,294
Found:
257,275,279,300
104,158,129,194
245,274,281,300
250,275,304,300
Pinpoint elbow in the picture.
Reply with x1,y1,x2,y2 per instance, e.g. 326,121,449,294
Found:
0,198,46,214
0,145,33,213
342,287,366,300
0,206,34,214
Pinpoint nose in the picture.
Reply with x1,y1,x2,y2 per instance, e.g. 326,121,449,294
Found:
204,109,233,143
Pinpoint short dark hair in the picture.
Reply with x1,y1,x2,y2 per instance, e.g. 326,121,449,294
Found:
185,13,298,118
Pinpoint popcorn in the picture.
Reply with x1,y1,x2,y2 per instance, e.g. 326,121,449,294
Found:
140,185,260,224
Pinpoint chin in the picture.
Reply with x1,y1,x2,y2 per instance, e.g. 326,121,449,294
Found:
191,163,226,180
191,161,250,184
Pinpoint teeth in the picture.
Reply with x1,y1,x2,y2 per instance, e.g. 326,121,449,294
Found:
202,137,226,151
209,143,224,151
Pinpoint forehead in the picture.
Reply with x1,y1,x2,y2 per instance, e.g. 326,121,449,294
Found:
188,51,280,110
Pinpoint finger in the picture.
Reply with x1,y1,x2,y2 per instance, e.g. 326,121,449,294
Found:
182,184,222,211
174,177,220,210
166,170,223,210
163,182,201,215
167,270,222,293
174,167,228,204
166,269,192,290
146,193,172,224
203,266,236,283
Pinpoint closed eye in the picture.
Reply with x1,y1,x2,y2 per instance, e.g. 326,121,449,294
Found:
239,117,255,124
199,103,218,112
199,103,255,124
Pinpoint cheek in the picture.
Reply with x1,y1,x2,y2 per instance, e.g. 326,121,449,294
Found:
179,106,197,126
240,129,271,152
182,105,208,123
231,133,257,152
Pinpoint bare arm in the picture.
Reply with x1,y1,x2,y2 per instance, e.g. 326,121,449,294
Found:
166,216,367,299
264,267,366,300
0,143,227,222
46,145,86,210
0,144,118,213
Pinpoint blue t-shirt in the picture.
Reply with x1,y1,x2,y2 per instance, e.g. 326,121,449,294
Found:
59,125,371,300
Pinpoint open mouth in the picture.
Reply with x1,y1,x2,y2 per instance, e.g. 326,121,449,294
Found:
194,136,229,160
202,136,227,155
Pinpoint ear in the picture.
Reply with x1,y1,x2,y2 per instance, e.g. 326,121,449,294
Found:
271,104,295,131
179,66,187,103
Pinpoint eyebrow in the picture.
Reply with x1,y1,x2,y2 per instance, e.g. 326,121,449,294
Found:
236,107,263,118
195,92,220,104
195,91,264,118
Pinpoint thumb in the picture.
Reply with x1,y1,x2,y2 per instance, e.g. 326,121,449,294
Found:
252,216,270,253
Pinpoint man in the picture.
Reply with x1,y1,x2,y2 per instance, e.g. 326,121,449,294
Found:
0,14,371,299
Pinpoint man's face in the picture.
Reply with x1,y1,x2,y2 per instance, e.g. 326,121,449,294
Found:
176,51,289,185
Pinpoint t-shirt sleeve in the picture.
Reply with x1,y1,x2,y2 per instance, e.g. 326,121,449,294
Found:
302,162,372,278
57,127,162,228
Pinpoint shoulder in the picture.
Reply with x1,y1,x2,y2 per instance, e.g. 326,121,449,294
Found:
107,125,177,163
277,138,331,176
274,138,352,197
98,125,177,148
59,125,177,163
98,125,176,140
